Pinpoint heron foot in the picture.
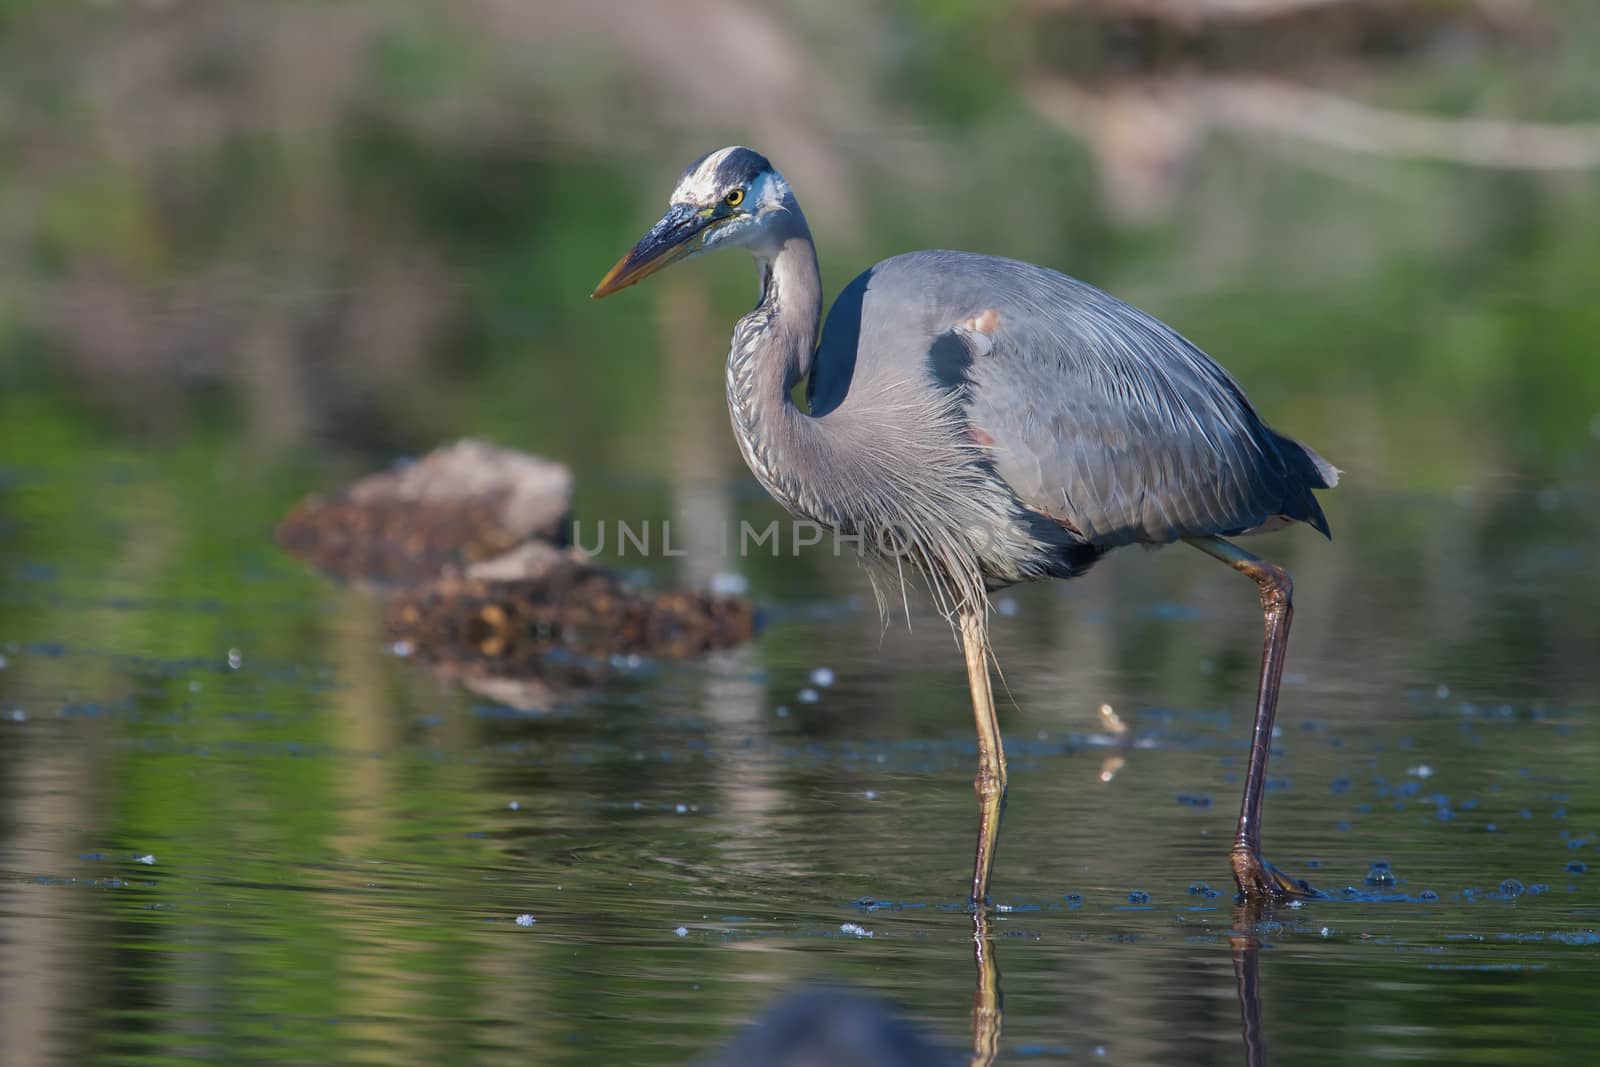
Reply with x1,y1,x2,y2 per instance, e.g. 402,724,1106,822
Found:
1230,845,1320,900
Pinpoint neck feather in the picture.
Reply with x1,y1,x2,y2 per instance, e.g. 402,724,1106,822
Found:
725,208,825,517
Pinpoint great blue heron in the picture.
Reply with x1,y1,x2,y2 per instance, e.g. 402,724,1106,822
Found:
593,147,1337,905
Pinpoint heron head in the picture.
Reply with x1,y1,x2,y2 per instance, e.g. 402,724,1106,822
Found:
592,146,791,299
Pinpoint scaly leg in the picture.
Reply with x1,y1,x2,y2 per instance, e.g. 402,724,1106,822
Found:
1186,536,1316,899
959,607,1007,908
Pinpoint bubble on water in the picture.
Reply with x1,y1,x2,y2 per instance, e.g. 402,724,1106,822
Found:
1320,926,1334,937
709,572,748,597
674,803,689,814
674,926,689,937
863,790,878,800
1417,889,1440,902
226,648,243,670
508,801,521,811
1406,764,1434,778
840,922,874,938
1528,883,1550,895
1365,863,1395,888
514,914,537,927
1499,879,1525,897
1126,890,1150,904
1565,861,1587,875
809,667,835,688
1063,892,1083,908
797,688,820,704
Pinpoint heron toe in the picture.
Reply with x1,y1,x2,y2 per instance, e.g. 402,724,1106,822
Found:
1230,846,1320,900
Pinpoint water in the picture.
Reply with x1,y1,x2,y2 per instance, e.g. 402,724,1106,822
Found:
2,456,1597,1065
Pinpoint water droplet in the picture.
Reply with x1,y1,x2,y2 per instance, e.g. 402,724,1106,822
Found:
1499,879,1525,897
1565,861,1587,875
514,914,537,927
710,572,748,597
1127,890,1150,904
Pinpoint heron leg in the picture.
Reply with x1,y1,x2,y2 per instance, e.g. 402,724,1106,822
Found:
1186,536,1316,899
959,607,1007,908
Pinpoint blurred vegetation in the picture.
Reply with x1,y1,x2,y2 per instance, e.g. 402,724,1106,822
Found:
1,0,1597,495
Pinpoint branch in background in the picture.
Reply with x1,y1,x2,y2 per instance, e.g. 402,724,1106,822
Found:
1026,75,1600,221
1210,78,1600,170
1018,0,1530,28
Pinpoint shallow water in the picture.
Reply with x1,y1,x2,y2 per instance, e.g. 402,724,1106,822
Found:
2,456,1596,1066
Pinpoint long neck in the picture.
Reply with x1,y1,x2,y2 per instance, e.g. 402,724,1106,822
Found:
726,208,826,517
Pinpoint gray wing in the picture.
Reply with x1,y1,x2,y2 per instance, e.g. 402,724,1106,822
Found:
838,250,1337,548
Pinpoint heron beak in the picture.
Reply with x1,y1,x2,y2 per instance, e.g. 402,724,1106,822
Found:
592,203,717,299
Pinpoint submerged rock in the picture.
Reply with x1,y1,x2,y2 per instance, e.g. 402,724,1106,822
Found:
278,440,756,700
277,439,573,583
699,985,961,1067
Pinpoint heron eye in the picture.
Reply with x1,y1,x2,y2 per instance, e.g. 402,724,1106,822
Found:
724,189,745,208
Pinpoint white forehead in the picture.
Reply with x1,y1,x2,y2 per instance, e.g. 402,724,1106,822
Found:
670,147,738,203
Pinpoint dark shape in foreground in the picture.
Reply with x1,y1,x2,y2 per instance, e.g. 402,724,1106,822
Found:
278,440,755,707
700,986,962,1067
594,147,1336,903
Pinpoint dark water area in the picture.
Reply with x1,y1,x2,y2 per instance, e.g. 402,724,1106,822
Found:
2,454,1597,1065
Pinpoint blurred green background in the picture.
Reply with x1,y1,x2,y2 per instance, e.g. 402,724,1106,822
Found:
3,2,1600,1065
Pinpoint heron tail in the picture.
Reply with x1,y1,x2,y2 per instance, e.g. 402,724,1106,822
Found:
1272,432,1340,539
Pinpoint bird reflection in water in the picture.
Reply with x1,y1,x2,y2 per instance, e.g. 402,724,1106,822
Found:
703,901,1274,1067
